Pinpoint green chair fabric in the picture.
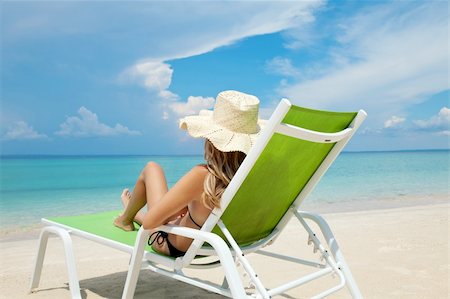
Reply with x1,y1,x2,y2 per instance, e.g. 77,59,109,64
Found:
48,211,159,254
212,105,357,245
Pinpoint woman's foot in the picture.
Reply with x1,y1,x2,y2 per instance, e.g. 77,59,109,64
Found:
113,189,135,231
113,214,135,231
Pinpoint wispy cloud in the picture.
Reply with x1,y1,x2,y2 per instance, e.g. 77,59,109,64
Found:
436,131,450,137
149,1,324,62
55,107,141,137
4,1,324,80
112,1,324,119
279,2,448,127
384,116,406,129
265,57,300,78
362,106,450,138
2,121,48,140
168,96,215,118
414,107,450,135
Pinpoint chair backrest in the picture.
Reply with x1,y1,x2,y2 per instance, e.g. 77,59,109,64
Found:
210,99,366,245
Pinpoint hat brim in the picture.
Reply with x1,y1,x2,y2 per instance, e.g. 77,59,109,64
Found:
179,110,266,154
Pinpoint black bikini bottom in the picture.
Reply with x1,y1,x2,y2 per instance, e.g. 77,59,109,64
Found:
148,231,186,258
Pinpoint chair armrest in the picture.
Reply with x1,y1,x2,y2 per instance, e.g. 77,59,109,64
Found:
275,124,353,143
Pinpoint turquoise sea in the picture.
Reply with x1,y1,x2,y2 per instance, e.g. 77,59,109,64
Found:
0,151,448,230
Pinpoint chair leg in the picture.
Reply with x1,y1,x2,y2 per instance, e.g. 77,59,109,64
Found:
207,236,248,298
296,211,363,299
217,221,270,299
122,227,149,299
30,228,49,293
122,226,247,299
30,226,82,299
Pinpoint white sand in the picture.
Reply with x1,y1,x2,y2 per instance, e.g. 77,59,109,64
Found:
0,200,448,299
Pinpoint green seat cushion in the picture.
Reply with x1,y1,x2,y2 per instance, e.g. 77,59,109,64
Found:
47,210,160,255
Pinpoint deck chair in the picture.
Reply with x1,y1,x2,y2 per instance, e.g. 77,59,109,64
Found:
30,99,366,299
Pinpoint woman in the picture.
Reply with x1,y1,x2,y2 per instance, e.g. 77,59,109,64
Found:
114,90,265,257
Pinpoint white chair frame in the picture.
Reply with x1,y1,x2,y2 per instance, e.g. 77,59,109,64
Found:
30,99,366,299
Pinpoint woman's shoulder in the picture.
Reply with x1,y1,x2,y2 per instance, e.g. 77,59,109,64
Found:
180,164,208,181
178,165,208,194
191,164,209,176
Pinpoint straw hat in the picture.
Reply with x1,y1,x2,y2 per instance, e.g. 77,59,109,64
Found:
179,90,266,154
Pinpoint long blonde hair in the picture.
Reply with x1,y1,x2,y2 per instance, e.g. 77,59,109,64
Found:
202,140,246,209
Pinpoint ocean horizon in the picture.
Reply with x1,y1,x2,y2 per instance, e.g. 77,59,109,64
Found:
2,148,449,157
1,149,448,231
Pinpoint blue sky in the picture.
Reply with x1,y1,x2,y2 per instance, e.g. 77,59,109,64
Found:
1,0,448,155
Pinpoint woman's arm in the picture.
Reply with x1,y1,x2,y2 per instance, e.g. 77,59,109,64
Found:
167,206,189,222
142,165,207,229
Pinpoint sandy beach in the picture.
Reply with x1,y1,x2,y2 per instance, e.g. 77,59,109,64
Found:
1,197,448,299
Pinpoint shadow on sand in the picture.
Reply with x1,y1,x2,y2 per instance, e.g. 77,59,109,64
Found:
78,270,226,299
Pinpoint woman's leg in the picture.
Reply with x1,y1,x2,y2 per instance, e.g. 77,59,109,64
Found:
114,162,168,231
119,189,146,224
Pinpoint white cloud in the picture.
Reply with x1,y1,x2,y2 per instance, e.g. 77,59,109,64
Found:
120,61,178,101
414,107,450,135
151,1,324,62
2,121,48,140
437,131,450,136
359,127,382,136
265,57,299,77
56,107,141,137
121,61,215,119
4,1,324,54
4,1,324,123
384,116,406,129
279,2,448,125
168,96,215,117
283,24,318,50
114,1,323,104
131,61,172,91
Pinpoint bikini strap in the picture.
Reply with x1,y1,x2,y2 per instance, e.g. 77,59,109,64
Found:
148,231,168,246
148,231,186,258
188,210,202,228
